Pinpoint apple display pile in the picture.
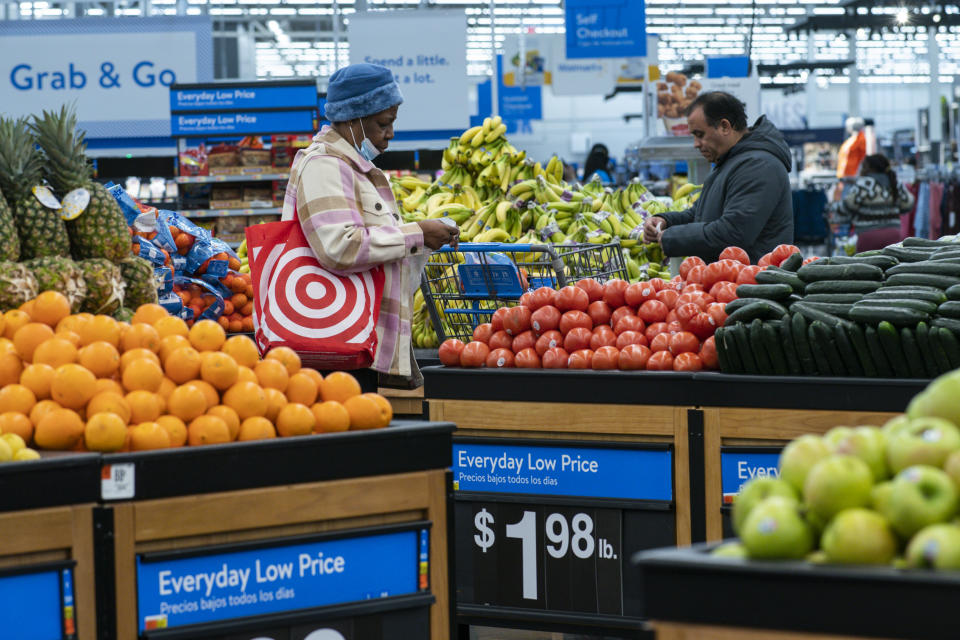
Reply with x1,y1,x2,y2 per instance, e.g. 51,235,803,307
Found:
722,369,960,568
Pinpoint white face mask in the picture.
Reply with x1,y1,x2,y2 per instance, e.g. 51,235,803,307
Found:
349,119,381,162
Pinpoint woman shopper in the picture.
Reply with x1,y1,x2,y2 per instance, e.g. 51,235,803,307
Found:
283,63,458,391
834,153,914,252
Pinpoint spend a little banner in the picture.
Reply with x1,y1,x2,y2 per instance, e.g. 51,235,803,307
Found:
0,17,212,138
565,0,647,60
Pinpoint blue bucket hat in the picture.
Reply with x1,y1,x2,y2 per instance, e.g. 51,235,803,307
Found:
324,63,404,122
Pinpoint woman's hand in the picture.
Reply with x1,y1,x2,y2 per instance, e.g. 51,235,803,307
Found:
643,216,666,243
417,220,460,250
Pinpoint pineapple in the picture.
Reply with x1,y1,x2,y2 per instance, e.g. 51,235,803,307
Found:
0,262,38,311
114,307,134,323
0,116,69,260
23,256,87,313
78,259,125,315
31,105,130,262
0,187,19,262
119,256,159,308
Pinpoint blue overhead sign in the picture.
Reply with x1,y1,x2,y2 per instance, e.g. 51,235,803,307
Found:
565,0,647,59
171,109,315,136
707,56,751,78
495,55,542,127
721,449,782,504
171,83,317,112
0,566,74,639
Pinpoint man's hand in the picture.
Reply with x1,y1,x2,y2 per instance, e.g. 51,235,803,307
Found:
417,219,460,250
643,216,666,244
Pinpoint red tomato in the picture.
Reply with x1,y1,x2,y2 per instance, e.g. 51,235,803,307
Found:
559,310,593,335
677,292,708,311
555,285,590,312
645,322,668,342
610,306,636,329
708,280,733,299
665,309,679,324
673,352,703,371
590,325,617,350
473,323,493,344
592,346,620,370
619,344,652,370
771,244,800,267
639,299,669,324
535,330,563,356
614,314,646,336
503,305,532,336
699,336,719,369
803,256,822,265
575,278,604,302
602,279,630,308
713,282,738,304
646,350,674,371
648,278,667,292
519,292,535,309
491,307,509,332
526,286,557,310
616,330,647,350
541,347,569,369
702,261,740,291
488,330,513,351
688,313,717,340
486,348,515,368
655,289,680,310
587,301,612,327
564,326,593,352
679,256,706,280
439,339,466,367
757,253,774,268
567,349,594,369
511,330,536,353
735,265,763,285
676,302,702,329
685,264,705,284
531,305,562,335
669,331,700,355
670,275,685,290
667,320,684,334
650,332,671,352
515,347,542,368
719,246,750,266
625,282,657,308
707,303,728,328
460,341,490,367
681,283,705,294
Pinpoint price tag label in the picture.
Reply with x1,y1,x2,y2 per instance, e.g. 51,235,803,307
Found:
101,463,135,500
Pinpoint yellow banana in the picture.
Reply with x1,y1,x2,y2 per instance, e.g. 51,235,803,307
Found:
459,125,482,144
485,123,507,143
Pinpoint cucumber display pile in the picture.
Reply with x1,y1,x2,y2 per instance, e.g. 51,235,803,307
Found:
714,237,960,378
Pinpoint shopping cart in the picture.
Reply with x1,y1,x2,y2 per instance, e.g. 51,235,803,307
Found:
420,241,628,343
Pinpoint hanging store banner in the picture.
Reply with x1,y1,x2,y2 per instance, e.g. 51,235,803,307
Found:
616,34,660,87
543,35,618,96
565,0,647,60
701,74,762,124
349,9,468,139
502,34,552,88
0,17,212,139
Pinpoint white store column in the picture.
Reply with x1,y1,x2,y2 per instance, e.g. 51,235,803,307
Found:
929,22,943,157
848,30,860,117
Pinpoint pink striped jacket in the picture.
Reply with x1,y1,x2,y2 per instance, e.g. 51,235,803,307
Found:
282,126,425,378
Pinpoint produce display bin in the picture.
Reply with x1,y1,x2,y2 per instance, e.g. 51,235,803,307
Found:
634,543,958,640
94,421,454,640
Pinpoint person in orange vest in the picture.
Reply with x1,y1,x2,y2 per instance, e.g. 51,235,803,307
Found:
833,117,866,201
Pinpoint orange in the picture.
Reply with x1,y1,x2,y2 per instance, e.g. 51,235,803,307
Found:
187,415,230,446
20,363,55,400
159,335,191,364
94,378,124,396
366,392,393,425
311,401,350,433
56,329,81,347
157,415,188,447
222,381,267,420
56,314,88,335
129,421,171,451
189,319,226,352
275,402,315,437
153,316,189,340
122,358,164,393
34,408,84,450
120,348,161,373
13,322,55,362
167,384,208,422
222,335,260,369
300,368,323,390
78,315,121,347
132,303,169,325
0,351,22,387
254,359,289,392
164,347,202,384
86,391,131,424
266,347,301,376
19,299,35,319
318,371,362,404
237,416,276,441
207,405,240,440
50,364,97,409
0,338,13,355
121,323,161,353
344,393,391,430
32,336,78,368
263,388,288,423
285,372,318,406
3,310,31,339
0,313,6,338
125,390,163,424
84,412,127,452
185,380,219,410
0,384,36,415
200,352,239,391
78,341,121,378
31,291,71,328
29,400,61,427
117,322,131,342
236,366,258,384
0,411,33,443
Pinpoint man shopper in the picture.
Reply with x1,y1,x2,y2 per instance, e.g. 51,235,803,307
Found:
643,91,794,263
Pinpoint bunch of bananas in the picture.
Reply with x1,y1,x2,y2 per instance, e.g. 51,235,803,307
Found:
235,239,250,274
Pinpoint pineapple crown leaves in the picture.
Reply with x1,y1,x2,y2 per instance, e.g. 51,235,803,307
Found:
0,116,44,204
30,103,93,193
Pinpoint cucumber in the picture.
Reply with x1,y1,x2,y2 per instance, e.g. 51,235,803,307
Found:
884,273,960,289
779,316,803,375
856,299,938,314
933,316,960,335
735,283,793,301
761,320,789,375
878,321,910,377
803,293,864,304
787,294,804,306
885,262,960,278
807,324,834,375
915,323,941,377
864,326,894,378
846,323,878,377
938,327,960,368
937,301,960,319
883,246,938,262
928,328,955,374
811,321,845,375
718,327,744,374
930,250,960,261
834,322,864,377
729,322,758,374
863,286,947,304
779,252,803,272
791,301,848,328
724,300,789,326
849,305,930,327
713,327,733,373
725,297,776,314
750,319,774,375
899,327,927,378
804,280,882,295
795,301,853,319
854,250,884,257
947,284,960,301
797,263,884,282
827,255,900,270
903,237,954,248
791,313,818,375
755,268,806,292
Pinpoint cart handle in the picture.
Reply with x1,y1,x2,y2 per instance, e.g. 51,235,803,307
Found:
436,242,542,252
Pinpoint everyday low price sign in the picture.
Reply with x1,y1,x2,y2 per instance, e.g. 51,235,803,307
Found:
0,565,74,640
171,82,317,112
171,109,315,137
720,449,782,503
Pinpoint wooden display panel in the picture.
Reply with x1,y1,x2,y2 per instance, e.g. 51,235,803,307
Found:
654,621,884,640
111,469,448,639
379,386,424,416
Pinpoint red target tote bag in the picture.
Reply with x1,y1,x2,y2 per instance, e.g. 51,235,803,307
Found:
245,220,385,370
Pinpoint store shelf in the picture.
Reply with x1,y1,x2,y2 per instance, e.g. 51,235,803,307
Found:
181,207,282,219
0,452,101,512
176,172,289,184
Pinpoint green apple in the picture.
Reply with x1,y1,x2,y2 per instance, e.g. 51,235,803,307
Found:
806,549,829,564
824,425,889,481
732,477,798,536
943,450,960,490
871,481,895,516
821,508,897,565
881,414,912,439
803,455,874,524
907,370,960,428
740,496,814,560
905,524,960,569
886,465,959,539
886,417,960,474
779,434,831,494
710,542,747,558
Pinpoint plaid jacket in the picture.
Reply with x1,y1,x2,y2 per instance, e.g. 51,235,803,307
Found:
282,126,425,378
